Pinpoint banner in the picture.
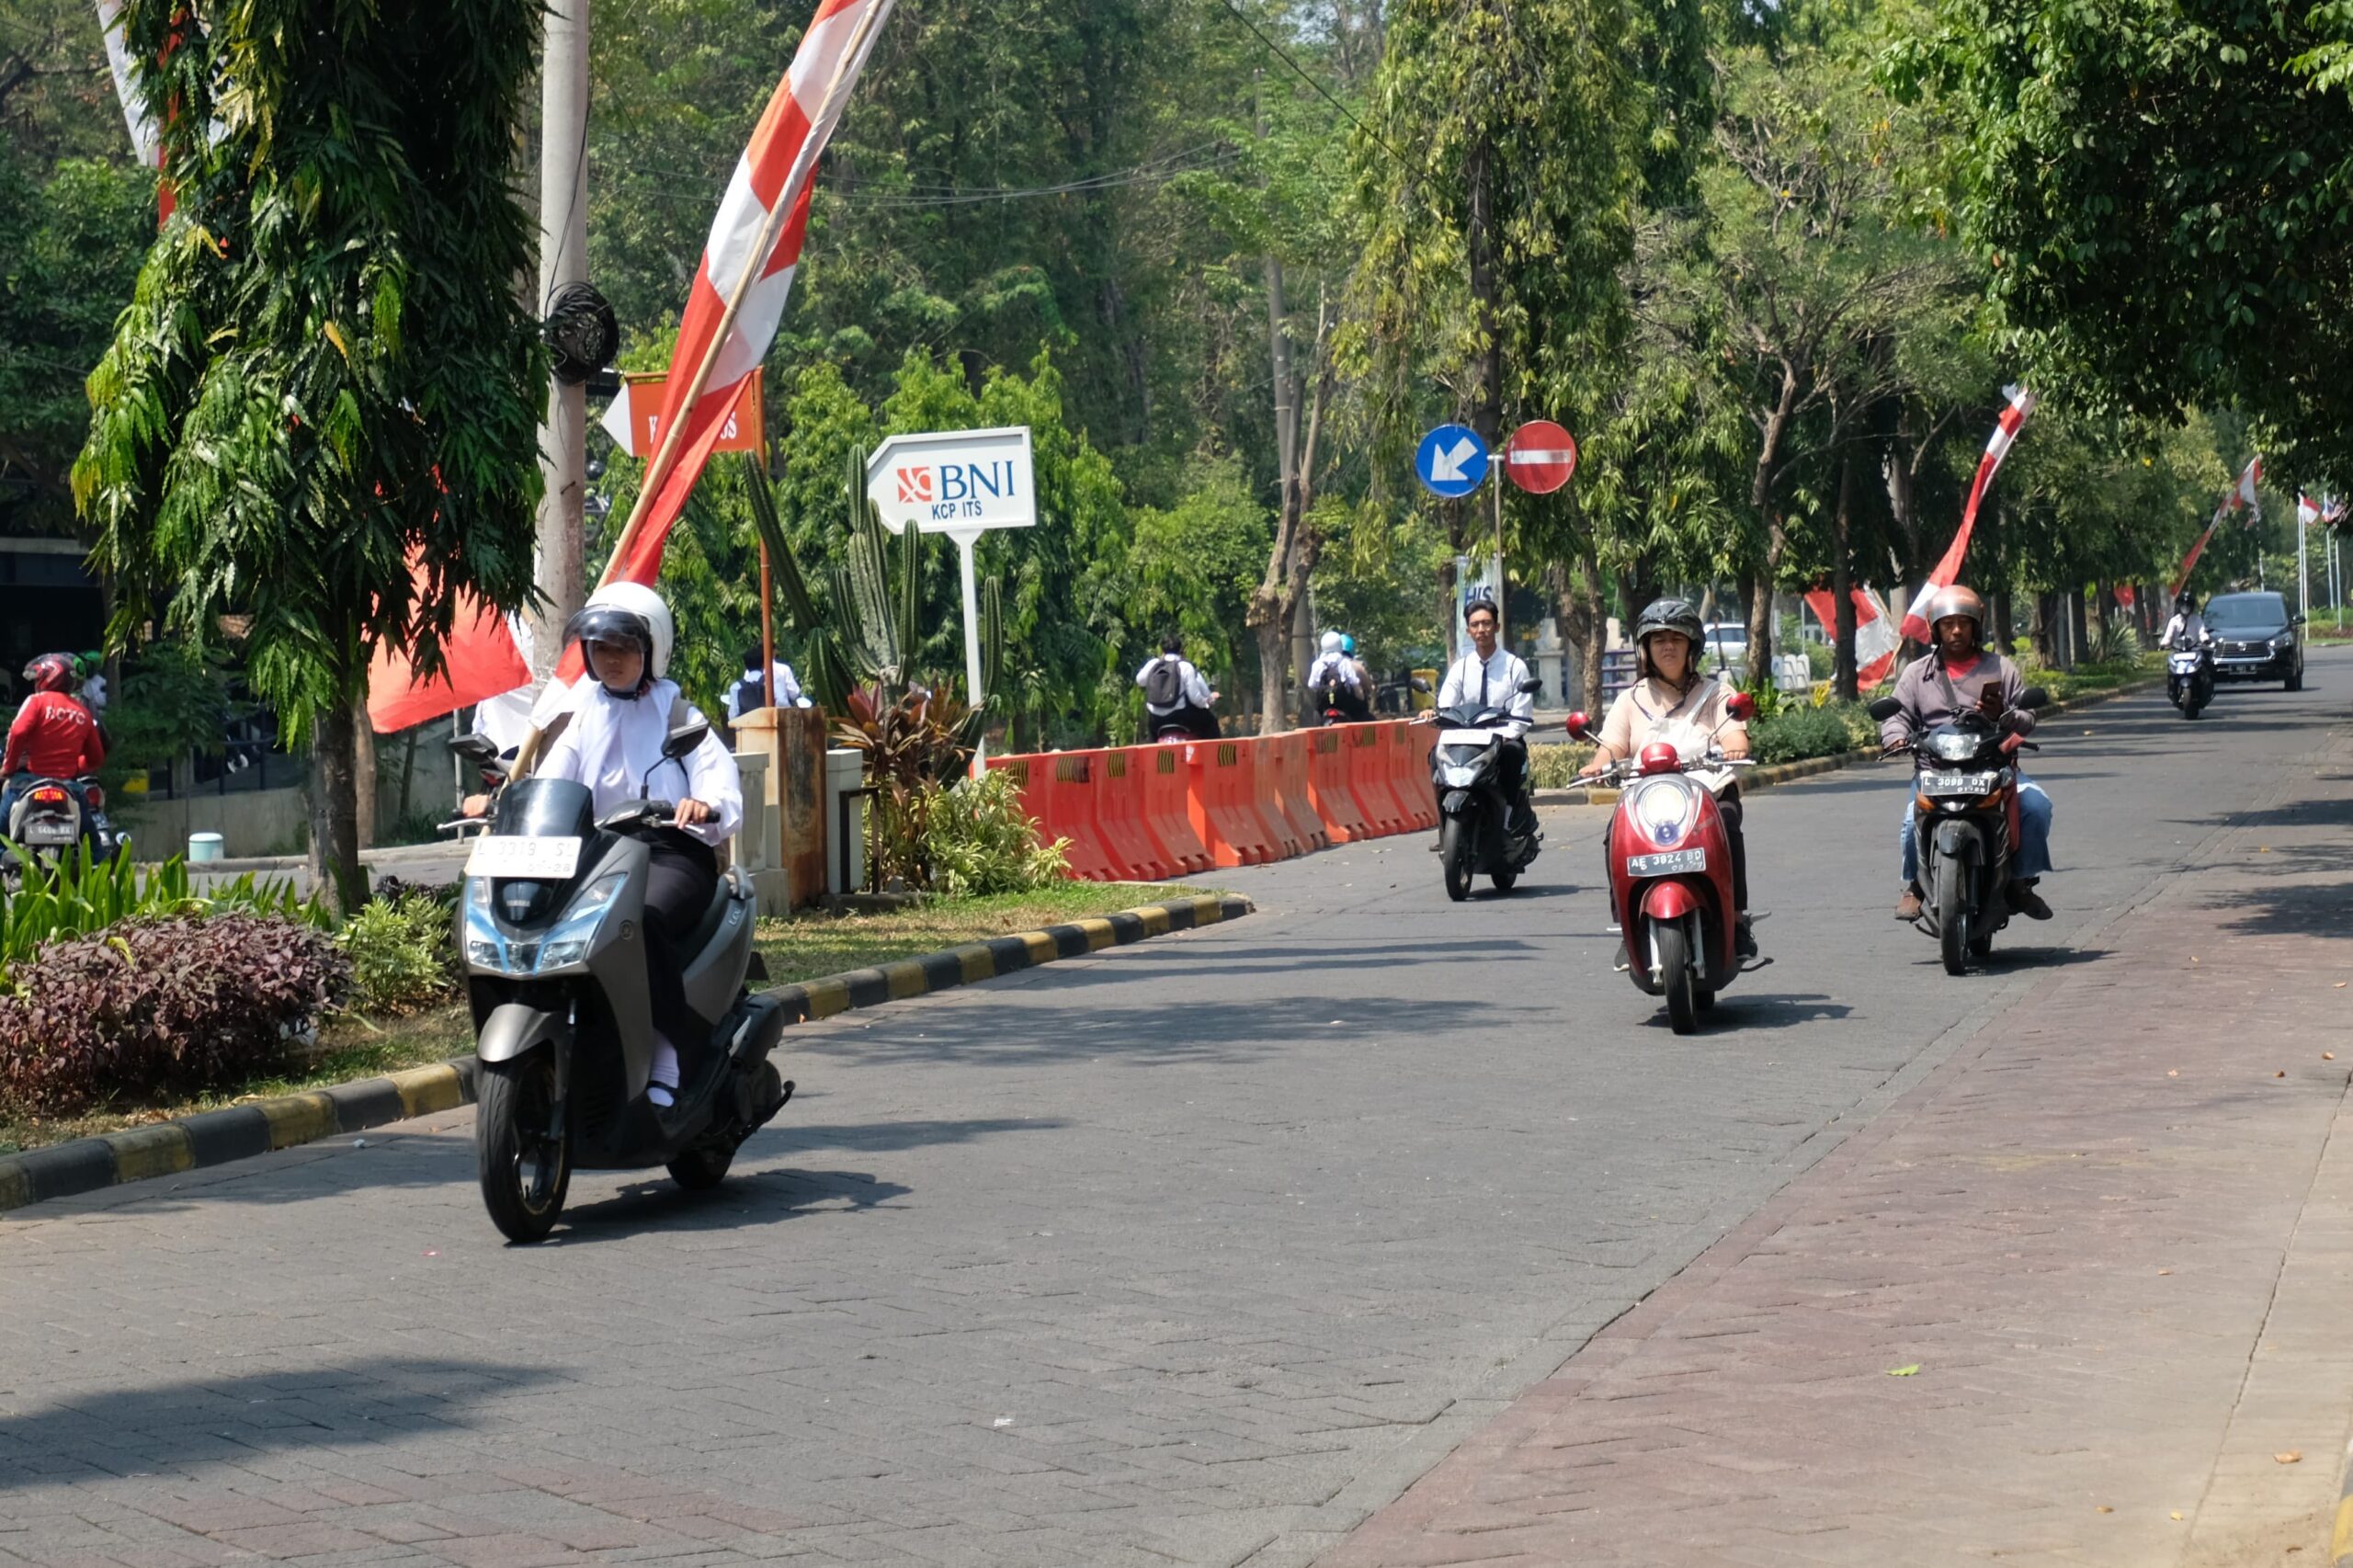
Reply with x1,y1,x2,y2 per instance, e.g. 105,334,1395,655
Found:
1802,585,1901,687
1899,386,2038,641
364,555,533,733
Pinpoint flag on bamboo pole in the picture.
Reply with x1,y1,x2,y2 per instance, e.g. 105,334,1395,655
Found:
1898,386,2038,642
94,0,174,222
586,0,894,617
2226,456,2263,524
2299,493,2321,528
2170,508,2226,597
1801,585,1902,687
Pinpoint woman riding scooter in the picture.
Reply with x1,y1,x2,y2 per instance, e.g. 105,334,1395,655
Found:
1579,597,1756,956
464,582,742,1108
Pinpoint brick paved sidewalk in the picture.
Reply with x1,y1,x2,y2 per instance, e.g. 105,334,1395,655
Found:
1323,720,2353,1568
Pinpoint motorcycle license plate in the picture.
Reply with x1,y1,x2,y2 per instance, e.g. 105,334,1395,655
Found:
1626,847,1705,876
24,824,74,846
1921,771,1999,795
465,835,582,880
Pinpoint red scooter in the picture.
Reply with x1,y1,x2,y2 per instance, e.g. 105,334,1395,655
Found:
1567,695,1759,1034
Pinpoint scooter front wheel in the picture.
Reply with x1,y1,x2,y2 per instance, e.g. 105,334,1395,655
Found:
477,1055,570,1243
1439,817,1472,902
1938,863,1973,976
1656,921,1699,1035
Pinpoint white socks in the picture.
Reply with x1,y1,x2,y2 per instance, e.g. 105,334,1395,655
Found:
648,1037,680,1108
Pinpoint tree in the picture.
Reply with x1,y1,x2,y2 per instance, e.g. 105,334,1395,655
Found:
74,0,546,910
1893,0,2353,468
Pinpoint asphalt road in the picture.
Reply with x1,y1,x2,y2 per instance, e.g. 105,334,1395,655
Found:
0,652,2337,1568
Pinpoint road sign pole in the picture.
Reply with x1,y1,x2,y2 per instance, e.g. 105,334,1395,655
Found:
952,526,986,778
1492,473,1506,642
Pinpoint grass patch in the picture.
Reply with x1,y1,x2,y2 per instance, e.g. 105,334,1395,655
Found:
0,881,1216,1157
753,881,1211,986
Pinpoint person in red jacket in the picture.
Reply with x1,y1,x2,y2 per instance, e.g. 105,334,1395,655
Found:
2,653,106,836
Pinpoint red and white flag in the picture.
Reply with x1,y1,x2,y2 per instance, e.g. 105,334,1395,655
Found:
95,0,175,222
595,0,893,608
1899,385,2038,642
2299,492,2321,528
1801,585,1903,687
2226,456,2263,524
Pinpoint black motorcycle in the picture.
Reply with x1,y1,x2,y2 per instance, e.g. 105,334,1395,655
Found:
1428,678,1543,901
3,775,130,883
1870,687,2048,975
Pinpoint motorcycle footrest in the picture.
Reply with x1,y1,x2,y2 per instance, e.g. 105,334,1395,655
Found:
1739,955,1775,973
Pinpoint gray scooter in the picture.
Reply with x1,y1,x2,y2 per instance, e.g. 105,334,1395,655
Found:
447,723,792,1242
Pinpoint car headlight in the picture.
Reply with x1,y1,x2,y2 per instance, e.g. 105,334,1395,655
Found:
532,871,630,971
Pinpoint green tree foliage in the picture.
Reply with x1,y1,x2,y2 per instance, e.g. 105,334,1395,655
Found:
72,0,547,908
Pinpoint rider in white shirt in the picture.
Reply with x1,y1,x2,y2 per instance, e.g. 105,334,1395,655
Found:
1136,634,1219,739
726,645,812,720
2161,590,2208,649
1417,597,1536,836
1303,631,1371,722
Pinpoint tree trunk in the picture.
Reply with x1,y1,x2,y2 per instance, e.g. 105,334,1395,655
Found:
1574,550,1606,712
2066,588,2088,671
2030,591,2058,667
1255,618,1290,737
308,699,367,915
351,694,377,850
1832,449,1859,701
1745,517,1787,696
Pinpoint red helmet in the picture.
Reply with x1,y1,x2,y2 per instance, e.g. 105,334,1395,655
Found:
23,653,74,694
1638,741,1682,776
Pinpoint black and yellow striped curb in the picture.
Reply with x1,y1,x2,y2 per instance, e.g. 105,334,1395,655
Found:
2333,1432,2353,1565
0,892,1252,1216
1534,673,2162,807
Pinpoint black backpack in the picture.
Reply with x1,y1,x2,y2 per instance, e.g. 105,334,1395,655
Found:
1142,657,1187,708
732,673,766,714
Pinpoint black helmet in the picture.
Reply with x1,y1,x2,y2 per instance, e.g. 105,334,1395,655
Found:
1633,597,1705,681
2175,589,2196,613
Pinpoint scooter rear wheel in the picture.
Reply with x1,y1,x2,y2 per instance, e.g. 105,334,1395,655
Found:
1439,817,1472,902
477,1056,570,1244
667,1147,734,1191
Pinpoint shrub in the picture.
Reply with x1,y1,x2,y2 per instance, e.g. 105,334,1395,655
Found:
1748,703,1874,765
916,770,1071,896
0,915,350,1113
335,893,457,1017
1527,743,1598,789
1,846,326,967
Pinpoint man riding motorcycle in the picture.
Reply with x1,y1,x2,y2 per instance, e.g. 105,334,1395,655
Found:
1881,585,2054,923
1418,596,1536,841
1304,631,1372,723
463,583,743,1109
2161,590,2209,651
1579,597,1756,956
2,653,108,841
1137,634,1221,740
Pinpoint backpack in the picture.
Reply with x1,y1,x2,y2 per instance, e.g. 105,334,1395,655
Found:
1142,657,1188,709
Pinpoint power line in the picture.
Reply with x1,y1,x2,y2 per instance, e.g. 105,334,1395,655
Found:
1211,0,1408,170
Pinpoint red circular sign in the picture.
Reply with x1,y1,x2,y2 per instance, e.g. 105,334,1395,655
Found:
1505,420,1578,494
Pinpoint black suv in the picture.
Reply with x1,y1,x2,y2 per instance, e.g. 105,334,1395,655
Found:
2205,591,2305,689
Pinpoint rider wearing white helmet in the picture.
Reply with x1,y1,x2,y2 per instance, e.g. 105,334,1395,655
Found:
468,582,743,1106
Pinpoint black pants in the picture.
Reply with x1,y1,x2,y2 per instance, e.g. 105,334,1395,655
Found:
1717,783,1750,913
642,829,719,1053
1153,702,1220,740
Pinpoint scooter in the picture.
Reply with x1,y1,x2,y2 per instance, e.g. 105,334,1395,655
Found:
1309,677,1371,727
2167,638,2215,720
444,724,793,1243
1869,687,2048,975
1428,677,1544,900
1567,694,1759,1034
3,775,131,883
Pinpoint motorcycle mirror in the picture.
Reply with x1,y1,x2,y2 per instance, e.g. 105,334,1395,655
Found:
2019,687,2050,711
1518,677,1544,695
662,720,711,761
1866,697,1904,722
1564,710,1592,740
1725,690,1756,722
448,732,500,764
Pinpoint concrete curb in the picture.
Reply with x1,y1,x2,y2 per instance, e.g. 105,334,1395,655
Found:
0,892,1253,1216
1530,673,2161,809
2334,1431,2353,1566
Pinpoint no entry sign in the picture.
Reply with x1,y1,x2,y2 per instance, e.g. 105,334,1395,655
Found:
1505,420,1578,494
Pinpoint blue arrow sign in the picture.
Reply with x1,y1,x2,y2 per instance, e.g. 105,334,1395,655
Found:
1416,424,1489,498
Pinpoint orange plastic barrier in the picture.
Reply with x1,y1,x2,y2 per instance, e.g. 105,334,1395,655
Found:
990,751,1120,881
1245,735,1305,859
1306,728,1376,843
1259,731,1327,855
1092,747,1173,881
1392,722,1438,830
1345,723,1409,835
1188,739,1279,867
1138,743,1214,875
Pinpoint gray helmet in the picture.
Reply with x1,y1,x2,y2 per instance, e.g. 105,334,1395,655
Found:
1633,597,1705,681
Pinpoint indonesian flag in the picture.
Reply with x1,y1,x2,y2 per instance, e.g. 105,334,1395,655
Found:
2226,456,2263,524
1801,585,1903,687
591,0,893,614
2170,507,2226,597
1899,385,2038,642
2328,495,2349,525
364,552,534,733
2299,492,2321,528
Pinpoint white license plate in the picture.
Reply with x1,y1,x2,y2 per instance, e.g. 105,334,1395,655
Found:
1627,848,1705,876
1922,771,1999,795
24,824,75,845
466,835,582,880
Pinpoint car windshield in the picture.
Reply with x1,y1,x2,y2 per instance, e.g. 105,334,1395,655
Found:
2206,593,2288,629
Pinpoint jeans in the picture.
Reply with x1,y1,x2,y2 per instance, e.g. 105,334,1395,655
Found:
1900,776,2053,884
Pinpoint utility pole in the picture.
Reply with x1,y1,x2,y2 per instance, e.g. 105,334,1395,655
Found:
531,0,591,676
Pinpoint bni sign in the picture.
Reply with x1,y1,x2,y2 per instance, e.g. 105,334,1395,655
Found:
865,426,1035,534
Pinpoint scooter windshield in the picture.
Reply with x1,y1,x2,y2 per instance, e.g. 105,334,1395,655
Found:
492,778,596,839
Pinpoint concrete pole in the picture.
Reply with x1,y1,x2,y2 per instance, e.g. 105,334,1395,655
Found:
530,0,591,676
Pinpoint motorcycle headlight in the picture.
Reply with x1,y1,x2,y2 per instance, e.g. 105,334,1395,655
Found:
532,871,630,972
1628,776,1699,846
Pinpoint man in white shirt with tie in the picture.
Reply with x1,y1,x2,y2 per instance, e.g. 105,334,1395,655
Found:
1417,596,1538,839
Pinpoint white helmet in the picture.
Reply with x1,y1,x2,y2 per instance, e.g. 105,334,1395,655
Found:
569,580,674,682
1319,630,1343,654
